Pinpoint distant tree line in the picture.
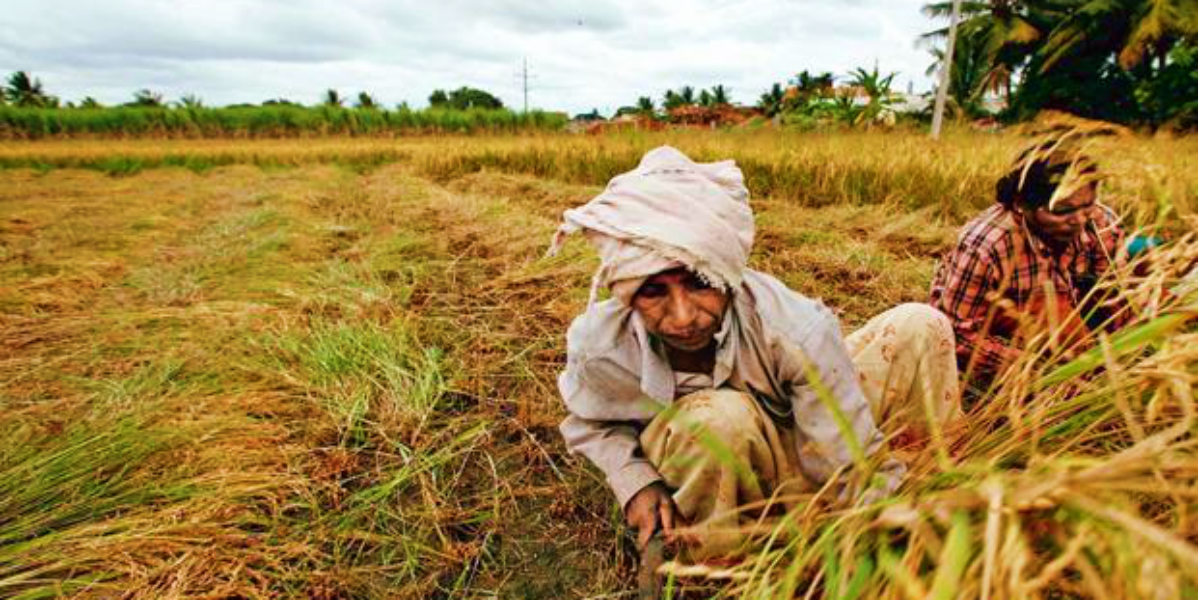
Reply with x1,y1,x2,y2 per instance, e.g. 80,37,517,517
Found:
0,74,566,138
428,87,504,110
615,67,900,129
0,73,512,114
605,85,733,120
607,2,1195,131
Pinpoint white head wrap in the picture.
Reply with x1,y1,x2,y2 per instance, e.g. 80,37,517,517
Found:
546,145,754,305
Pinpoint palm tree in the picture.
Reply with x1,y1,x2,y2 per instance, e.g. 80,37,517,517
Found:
356,91,377,109
636,96,655,114
831,94,860,124
921,2,1044,47
921,0,1198,125
758,82,785,117
790,70,835,101
817,72,836,91
925,39,996,116
323,89,343,107
710,85,731,106
6,71,50,107
847,65,899,124
178,94,203,109
1121,0,1198,68
130,89,164,107
847,66,897,101
678,86,696,105
663,89,683,110
921,1,1048,102
699,89,714,107
1036,0,1197,71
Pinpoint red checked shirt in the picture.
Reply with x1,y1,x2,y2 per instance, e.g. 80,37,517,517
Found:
929,203,1127,380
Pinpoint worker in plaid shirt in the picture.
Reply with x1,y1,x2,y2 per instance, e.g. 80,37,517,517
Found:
930,136,1131,390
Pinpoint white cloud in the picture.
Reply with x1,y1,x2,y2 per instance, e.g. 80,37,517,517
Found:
0,0,942,114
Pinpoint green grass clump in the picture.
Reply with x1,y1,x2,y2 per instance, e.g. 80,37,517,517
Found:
0,411,184,594
261,318,446,446
256,316,499,596
0,358,279,598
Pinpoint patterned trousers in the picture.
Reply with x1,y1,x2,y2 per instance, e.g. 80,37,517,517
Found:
639,303,961,559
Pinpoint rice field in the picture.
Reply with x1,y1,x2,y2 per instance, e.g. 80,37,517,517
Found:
0,129,1195,598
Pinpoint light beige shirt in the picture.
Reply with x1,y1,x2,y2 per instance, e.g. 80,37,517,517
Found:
558,269,895,508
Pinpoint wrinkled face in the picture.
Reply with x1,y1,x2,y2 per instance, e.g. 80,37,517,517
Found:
631,268,729,352
1026,183,1098,246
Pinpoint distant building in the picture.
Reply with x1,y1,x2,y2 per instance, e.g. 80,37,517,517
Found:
892,93,932,114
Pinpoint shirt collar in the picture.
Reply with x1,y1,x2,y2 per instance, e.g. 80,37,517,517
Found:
712,301,738,387
631,310,676,403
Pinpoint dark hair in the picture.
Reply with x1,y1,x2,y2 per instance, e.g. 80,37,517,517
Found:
996,140,1098,211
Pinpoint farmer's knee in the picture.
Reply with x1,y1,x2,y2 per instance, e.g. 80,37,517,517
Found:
889,303,953,351
673,389,762,445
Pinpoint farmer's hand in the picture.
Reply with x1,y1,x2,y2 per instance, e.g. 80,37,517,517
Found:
625,482,679,550
1001,291,1093,355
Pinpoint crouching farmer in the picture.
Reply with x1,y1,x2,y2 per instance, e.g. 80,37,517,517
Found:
548,146,962,561
929,135,1132,395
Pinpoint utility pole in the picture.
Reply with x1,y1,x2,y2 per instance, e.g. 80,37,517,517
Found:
521,58,530,113
513,58,537,113
931,0,962,140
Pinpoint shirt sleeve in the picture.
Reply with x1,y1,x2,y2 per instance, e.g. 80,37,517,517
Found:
781,307,904,497
557,352,662,509
558,412,661,508
930,241,1023,378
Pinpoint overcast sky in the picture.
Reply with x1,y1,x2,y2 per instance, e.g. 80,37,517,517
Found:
1,0,945,115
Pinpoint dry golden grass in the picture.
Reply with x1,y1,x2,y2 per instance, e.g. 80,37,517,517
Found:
1,128,1194,227
0,130,1194,598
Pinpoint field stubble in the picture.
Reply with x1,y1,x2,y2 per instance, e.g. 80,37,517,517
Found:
0,130,1196,598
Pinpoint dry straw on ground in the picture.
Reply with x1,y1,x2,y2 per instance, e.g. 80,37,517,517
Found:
0,129,1195,598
